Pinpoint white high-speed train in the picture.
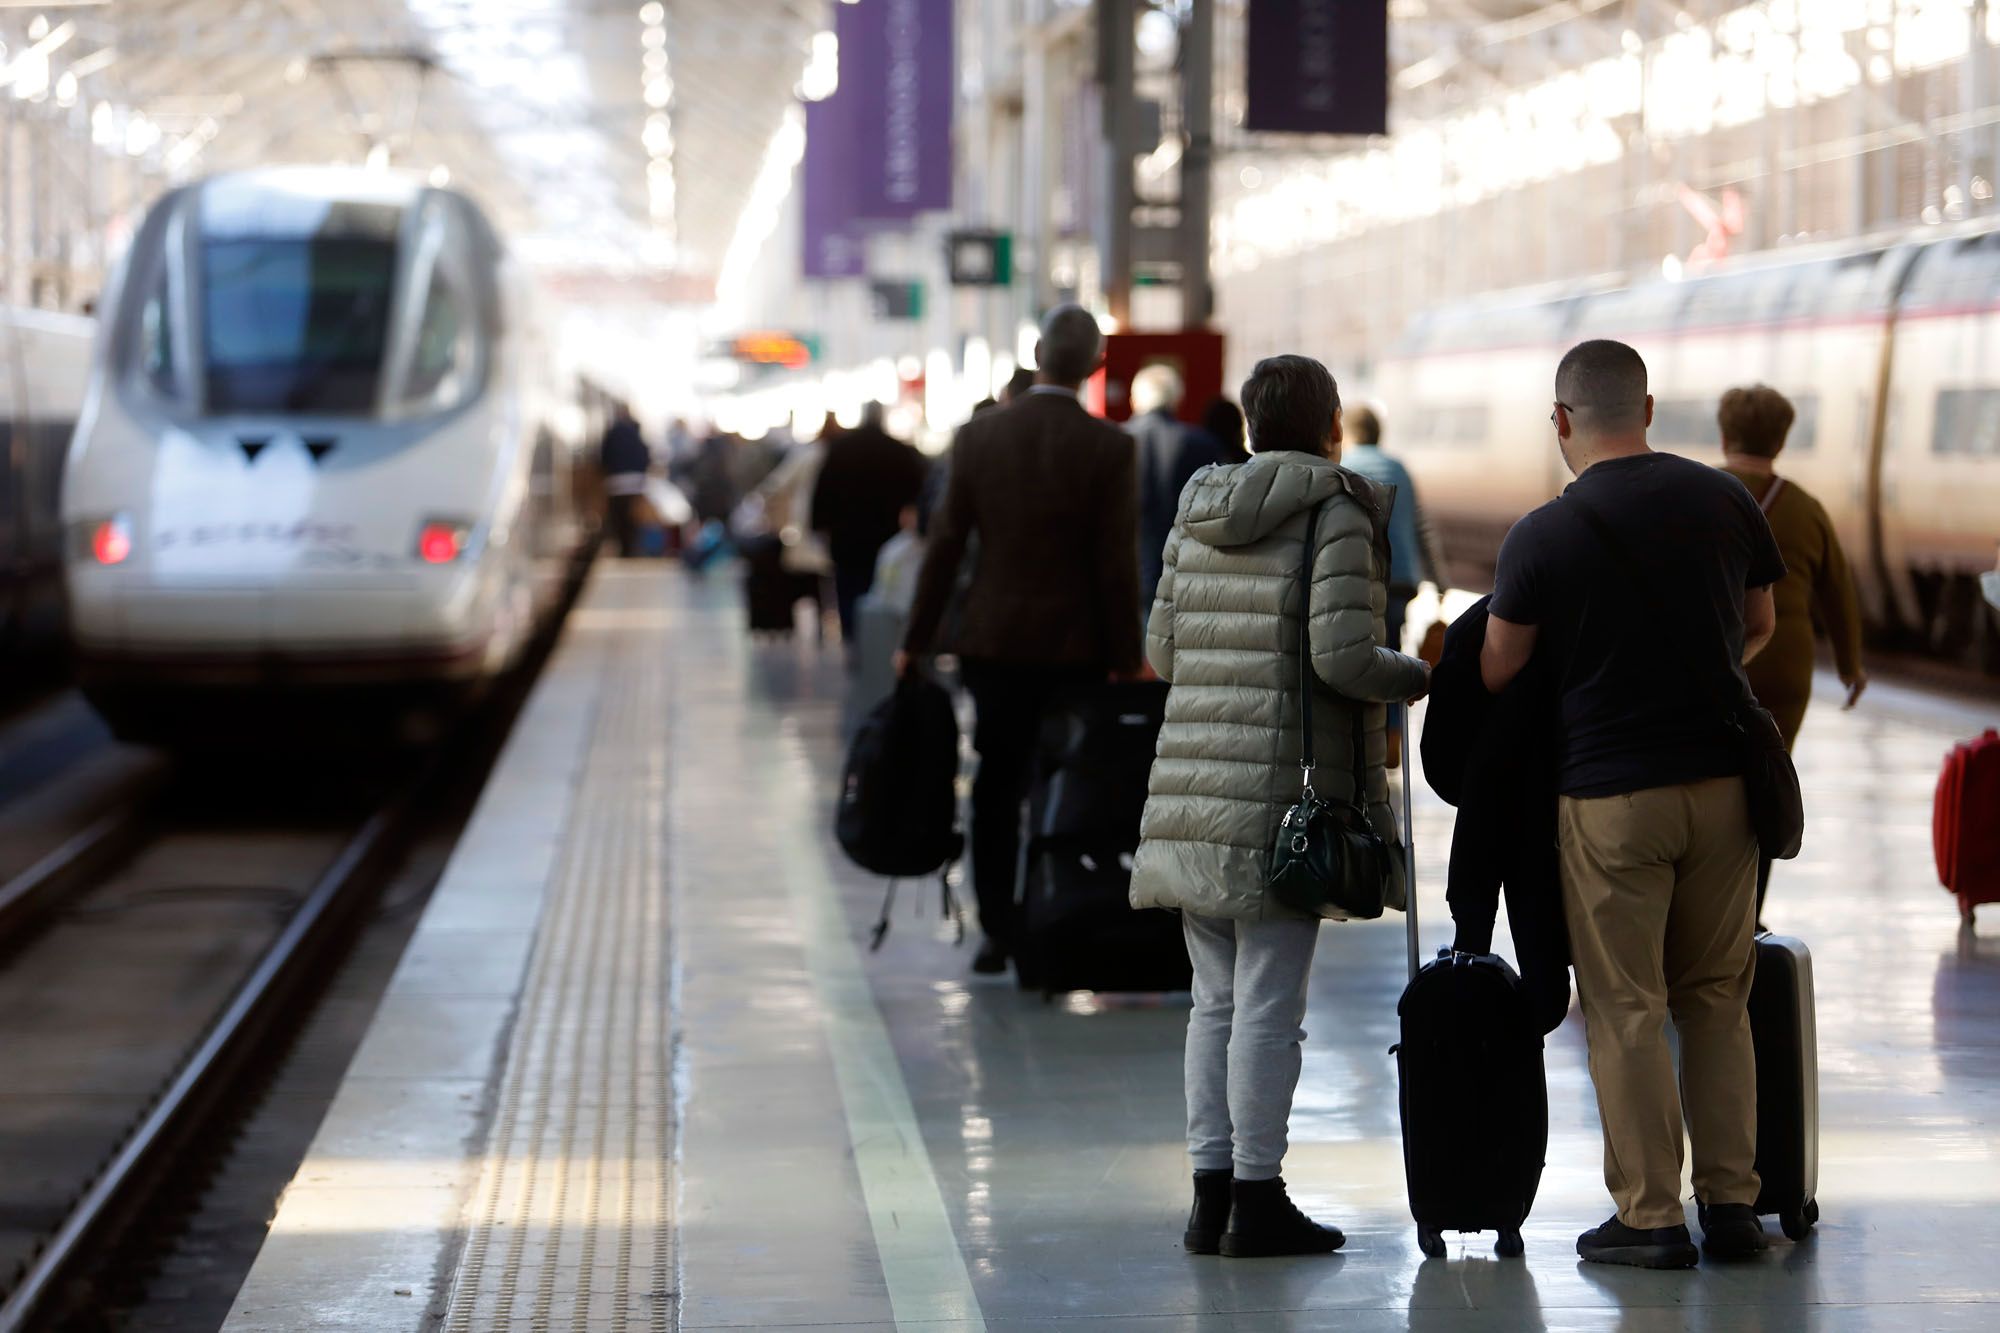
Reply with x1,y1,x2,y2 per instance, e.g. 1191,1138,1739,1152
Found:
63,168,594,741
1375,221,2000,670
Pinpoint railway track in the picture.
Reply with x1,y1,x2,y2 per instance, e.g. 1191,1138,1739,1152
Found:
0,556,597,1333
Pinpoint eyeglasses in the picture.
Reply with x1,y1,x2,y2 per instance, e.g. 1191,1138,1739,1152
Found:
1550,400,1573,426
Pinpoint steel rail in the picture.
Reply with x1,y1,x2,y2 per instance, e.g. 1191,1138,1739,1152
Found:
0,778,428,1332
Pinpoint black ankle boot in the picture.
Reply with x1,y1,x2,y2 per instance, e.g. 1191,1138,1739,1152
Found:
1218,1177,1345,1258
1183,1170,1231,1254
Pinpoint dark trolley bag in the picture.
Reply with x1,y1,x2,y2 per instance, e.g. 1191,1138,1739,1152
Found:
1014,681,1192,996
1391,703,1549,1258
1749,930,1820,1241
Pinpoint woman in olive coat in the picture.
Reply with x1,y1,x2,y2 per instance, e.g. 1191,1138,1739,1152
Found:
1130,355,1429,1259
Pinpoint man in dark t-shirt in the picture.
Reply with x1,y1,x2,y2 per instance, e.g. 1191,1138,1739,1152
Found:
1481,340,1783,1271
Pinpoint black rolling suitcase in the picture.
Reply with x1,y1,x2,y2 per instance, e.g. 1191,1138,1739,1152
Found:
743,542,819,636
1014,681,1192,996
1749,931,1820,1241
1392,703,1548,1258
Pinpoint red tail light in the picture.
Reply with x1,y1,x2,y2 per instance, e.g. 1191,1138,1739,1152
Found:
93,517,132,566
417,521,468,565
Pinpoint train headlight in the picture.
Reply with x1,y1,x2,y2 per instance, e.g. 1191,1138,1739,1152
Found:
74,514,134,566
415,518,472,565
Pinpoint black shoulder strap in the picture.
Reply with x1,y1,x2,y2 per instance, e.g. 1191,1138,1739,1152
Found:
1563,492,1745,725
1295,503,1368,805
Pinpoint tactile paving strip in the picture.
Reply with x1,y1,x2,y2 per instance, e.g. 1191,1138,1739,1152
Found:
445,612,674,1332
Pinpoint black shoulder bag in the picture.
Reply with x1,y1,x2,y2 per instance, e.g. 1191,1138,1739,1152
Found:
1267,504,1395,919
1565,494,1804,861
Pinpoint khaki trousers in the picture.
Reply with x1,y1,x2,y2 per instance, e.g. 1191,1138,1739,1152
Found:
1558,776,1761,1229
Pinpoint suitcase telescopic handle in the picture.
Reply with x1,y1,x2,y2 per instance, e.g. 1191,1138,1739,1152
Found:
1399,702,1420,983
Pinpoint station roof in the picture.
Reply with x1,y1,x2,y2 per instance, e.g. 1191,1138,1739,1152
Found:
55,0,821,289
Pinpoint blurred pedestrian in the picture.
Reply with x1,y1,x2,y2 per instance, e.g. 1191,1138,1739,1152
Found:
1715,384,1865,923
813,401,929,648
896,305,1141,974
598,403,653,557
1003,366,1037,404
1481,339,1784,1269
1201,395,1249,464
1983,544,2000,613
1130,354,1429,1258
1339,406,1448,650
1128,365,1228,617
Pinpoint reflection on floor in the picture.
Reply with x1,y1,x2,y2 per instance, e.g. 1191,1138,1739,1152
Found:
682,569,2000,1333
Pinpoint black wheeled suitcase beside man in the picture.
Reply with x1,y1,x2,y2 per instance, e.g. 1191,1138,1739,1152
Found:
1014,680,1192,995
1392,705,1549,1258
1749,931,1821,1242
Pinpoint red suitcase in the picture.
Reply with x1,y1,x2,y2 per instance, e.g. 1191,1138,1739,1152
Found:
1934,730,2000,926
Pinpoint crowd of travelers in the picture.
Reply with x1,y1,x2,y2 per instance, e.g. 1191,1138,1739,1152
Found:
602,302,1866,1273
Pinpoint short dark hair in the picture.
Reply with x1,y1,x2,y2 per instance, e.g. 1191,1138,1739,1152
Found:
1346,404,1381,445
1556,339,1648,431
1003,367,1036,402
1717,384,1795,459
1241,355,1339,455
1037,304,1103,385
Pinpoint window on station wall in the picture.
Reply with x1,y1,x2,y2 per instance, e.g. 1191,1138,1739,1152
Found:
1933,388,2000,456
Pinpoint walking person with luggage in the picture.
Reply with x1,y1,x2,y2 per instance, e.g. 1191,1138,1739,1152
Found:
894,305,1142,975
1129,354,1431,1258
1480,340,1786,1268
811,401,929,650
1714,384,1866,924
598,403,654,558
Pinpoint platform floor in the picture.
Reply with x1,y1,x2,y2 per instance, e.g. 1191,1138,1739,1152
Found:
223,564,2000,1332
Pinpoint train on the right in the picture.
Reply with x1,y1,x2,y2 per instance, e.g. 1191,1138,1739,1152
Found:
1375,220,2000,673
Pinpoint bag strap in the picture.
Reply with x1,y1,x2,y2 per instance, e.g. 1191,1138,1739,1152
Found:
1757,476,1787,516
1293,504,1367,807
1562,491,1746,727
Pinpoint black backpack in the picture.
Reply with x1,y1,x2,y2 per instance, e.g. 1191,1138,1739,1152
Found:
836,676,965,946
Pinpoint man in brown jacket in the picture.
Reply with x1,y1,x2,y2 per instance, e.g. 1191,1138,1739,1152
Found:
896,304,1142,973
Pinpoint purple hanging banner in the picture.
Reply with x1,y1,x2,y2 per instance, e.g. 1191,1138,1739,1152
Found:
802,94,866,279
1244,0,1388,137
842,0,954,219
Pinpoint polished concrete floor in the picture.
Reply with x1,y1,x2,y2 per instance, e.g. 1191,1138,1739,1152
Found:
228,567,2000,1331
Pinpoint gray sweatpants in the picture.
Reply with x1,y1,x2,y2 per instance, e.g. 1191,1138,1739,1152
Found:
1183,912,1321,1181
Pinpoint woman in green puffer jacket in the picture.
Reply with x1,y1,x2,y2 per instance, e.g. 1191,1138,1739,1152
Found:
1131,354,1431,1259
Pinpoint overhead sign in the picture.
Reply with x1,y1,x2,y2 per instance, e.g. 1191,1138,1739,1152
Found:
946,230,1012,287
869,280,924,321
1244,0,1388,137
843,0,954,219
802,94,866,279
728,332,819,368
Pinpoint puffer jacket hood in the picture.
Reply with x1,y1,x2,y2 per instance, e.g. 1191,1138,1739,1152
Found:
1182,452,1349,549
1129,452,1432,923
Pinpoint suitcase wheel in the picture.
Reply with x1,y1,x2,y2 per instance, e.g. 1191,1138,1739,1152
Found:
1417,1226,1446,1259
1805,1198,1819,1227
1495,1227,1525,1258
1780,1202,1817,1243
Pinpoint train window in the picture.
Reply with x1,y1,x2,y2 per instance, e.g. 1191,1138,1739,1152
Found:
1403,402,1489,446
139,270,176,399
1932,388,2000,456
199,237,398,415
1652,392,1818,453
403,270,472,408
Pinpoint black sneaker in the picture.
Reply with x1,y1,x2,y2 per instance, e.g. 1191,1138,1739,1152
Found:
1218,1177,1345,1258
1575,1215,1699,1269
1697,1202,1769,1260
1183,1170,1231,1254
970,940,1009,974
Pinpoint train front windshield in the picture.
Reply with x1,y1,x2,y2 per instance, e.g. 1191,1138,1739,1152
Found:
201,237,399,415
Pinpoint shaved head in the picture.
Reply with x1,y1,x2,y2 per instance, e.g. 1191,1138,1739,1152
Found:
1556,339,1649,433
